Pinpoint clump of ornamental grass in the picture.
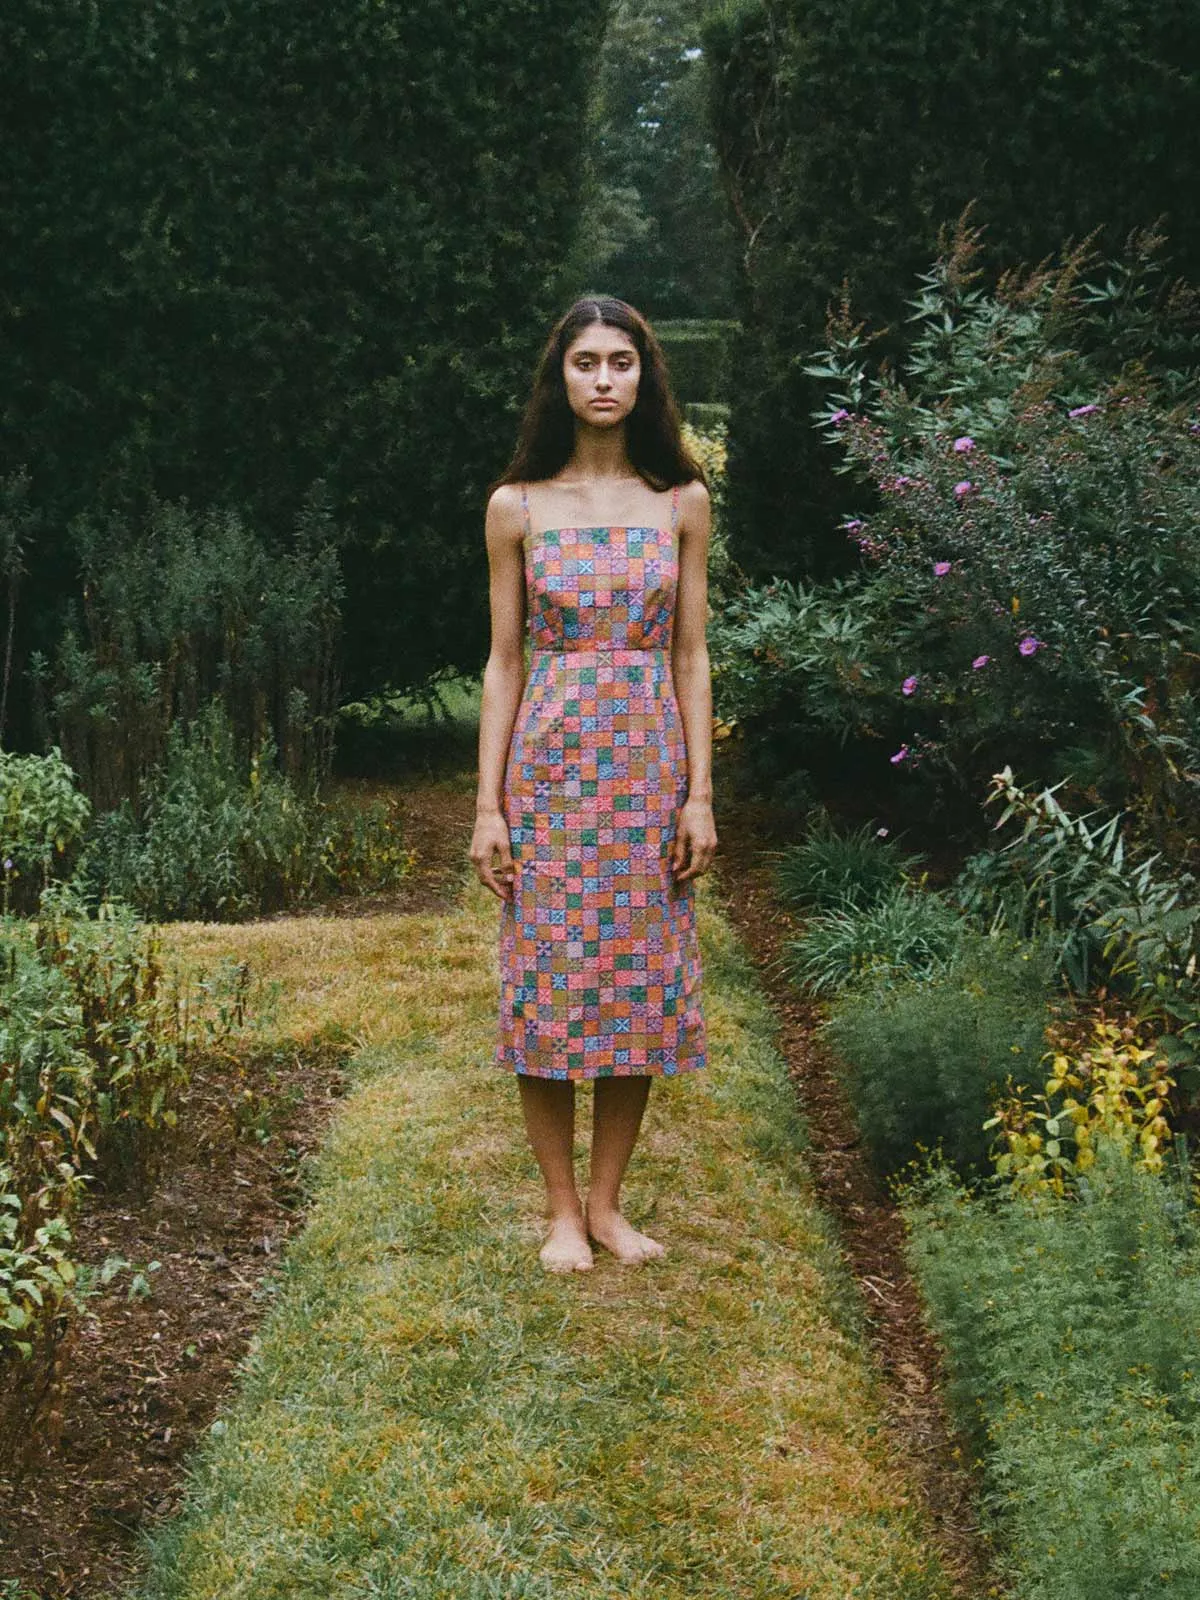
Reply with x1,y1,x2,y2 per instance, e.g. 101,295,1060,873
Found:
785,882,967,994
774,812,922,913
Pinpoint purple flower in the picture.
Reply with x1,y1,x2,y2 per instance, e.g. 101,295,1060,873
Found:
1189,421,1200,436
890,745,910,765
1068,403,1099,419
933,560,952,577
901,675,919,697
971,654,990,670
830,408,851,425
1018,635,1044,657
953,479,974,499
2,858,11,871
953,436,975,453
843,518,865,534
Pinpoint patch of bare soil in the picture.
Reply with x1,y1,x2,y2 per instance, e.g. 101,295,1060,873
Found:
0,781,472,1599
0,1043,350,1598
713,781,1000,1600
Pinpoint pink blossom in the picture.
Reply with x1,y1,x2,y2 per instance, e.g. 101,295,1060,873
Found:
830,408,851,425
876,827,890,838
1068,403,1099,418
843,518,865,534
933,560,952,577
890,745,910,765
971,654,990,670
953,436,975,453
953,480,974,499
1018,635,1044,657
901,675,918,697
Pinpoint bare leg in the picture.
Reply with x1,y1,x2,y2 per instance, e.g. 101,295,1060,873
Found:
516,1076,593,1272
586,1074,665,1264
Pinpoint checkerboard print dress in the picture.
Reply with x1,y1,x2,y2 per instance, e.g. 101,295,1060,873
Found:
495,484,707,1080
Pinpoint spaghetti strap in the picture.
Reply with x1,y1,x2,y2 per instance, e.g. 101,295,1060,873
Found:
670,482,681,535
520,484,533,540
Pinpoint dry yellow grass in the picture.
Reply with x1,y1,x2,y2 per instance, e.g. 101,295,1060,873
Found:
137,879,954,1599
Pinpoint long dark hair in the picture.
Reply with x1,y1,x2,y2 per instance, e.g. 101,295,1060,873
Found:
495,297,705,491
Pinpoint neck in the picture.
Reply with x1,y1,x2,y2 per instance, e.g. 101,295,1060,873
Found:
566,420,635,481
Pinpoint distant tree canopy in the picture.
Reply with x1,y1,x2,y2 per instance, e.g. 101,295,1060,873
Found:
0,0,608,717
568,0,737,320
706,0,1200,582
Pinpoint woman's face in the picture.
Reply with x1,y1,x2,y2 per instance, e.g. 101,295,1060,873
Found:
562,322,641,428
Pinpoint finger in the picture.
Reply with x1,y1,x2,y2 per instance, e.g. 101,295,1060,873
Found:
497,855,516,900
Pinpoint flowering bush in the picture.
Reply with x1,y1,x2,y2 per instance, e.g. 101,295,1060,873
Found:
711,223,1200,833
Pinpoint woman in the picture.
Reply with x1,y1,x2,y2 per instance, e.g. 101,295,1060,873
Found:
470,296,717,1273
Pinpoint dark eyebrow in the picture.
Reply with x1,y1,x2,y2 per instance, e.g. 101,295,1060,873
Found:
570,343,638,360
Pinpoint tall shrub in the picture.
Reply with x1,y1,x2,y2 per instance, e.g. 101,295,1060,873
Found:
708,230,1200,828
34,494,342,810
0,0,608,708
705,0,1200,584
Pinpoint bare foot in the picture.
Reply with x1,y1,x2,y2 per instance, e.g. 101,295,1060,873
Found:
586,1206,666,1266
539,1214,594,1273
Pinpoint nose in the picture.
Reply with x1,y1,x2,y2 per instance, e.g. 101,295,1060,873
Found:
595,365,612,391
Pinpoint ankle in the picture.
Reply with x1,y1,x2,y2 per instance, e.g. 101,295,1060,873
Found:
547,1193,585,1224
585,1194,620,1222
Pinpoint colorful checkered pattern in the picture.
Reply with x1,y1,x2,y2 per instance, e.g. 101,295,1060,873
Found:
495,498,706,1080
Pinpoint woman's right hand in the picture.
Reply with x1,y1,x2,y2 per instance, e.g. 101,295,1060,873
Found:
470,808,516,901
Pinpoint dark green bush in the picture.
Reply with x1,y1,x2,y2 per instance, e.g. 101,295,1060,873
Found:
902,1143,1200,1597
0,0,607,708
825,933,1055,1175
705,0,1200,584
656,320,737,405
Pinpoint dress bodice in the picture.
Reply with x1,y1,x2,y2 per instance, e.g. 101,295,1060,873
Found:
523,525,678,653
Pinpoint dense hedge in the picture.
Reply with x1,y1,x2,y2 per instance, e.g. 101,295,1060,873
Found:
656,320,737,405
0,0,608,707
705,0,1200,583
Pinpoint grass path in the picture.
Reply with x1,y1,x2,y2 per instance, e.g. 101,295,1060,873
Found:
139,875,955,1599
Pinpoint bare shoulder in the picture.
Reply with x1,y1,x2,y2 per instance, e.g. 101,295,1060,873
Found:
486,482,525,548
678,477,711,530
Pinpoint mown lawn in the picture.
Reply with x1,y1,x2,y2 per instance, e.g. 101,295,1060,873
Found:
141,879,954,1599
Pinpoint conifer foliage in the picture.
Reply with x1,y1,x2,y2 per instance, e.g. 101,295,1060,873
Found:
0,0,608,699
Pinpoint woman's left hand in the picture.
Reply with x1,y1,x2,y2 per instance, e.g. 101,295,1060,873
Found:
671,797,718,883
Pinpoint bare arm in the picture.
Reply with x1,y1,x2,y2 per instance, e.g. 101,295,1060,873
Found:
670,480,718,881
471,485,527,899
